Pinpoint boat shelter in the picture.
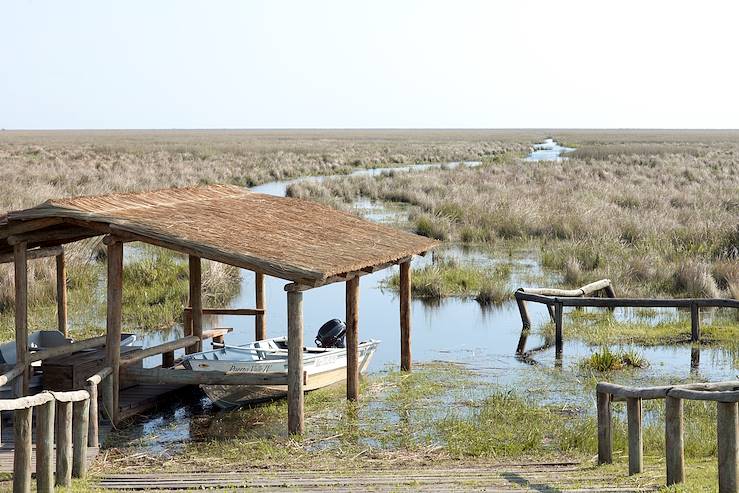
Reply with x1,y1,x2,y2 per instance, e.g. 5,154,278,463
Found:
0,185,437,433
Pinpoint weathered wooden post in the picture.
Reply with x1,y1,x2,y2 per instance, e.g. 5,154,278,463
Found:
717,401,738,493
346,276,360,401
189,256,203,353
162,350,175,368
105,238,123,426
72,397,90,478
103,374,114,423
554,302,564,357
13,406,33,493
597,391,612,464
56,400,73,487
37,397,55,493
515,294,531,329
56,249,68,337
14,242,29,397
665,396,685,486
627,397,643,475
255,272,266,341
690,303,700,342
400,260,412,372
86,378,99,447
287,290,304,435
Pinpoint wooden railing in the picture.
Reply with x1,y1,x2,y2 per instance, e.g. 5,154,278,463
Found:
515,279,739,356
596,381,739,492
183,306,262,354
0,364,113,493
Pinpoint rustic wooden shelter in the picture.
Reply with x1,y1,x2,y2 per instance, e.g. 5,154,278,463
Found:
0,184,437,436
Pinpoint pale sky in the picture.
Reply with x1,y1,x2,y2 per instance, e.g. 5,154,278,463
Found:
1,0,738,129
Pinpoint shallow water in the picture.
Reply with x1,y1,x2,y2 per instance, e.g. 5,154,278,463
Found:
124,141,738,450
525,138,575,161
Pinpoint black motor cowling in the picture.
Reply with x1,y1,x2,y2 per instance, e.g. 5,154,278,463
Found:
315,319,346,348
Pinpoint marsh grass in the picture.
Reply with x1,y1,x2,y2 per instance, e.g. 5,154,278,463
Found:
386,257,513,302
578,346,648,372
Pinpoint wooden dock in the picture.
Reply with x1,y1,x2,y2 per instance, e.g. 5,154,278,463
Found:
93,464,659,492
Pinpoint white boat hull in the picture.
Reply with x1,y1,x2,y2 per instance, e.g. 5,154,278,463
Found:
182,337,379,409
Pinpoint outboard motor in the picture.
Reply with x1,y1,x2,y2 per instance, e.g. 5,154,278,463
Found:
315,319,347,348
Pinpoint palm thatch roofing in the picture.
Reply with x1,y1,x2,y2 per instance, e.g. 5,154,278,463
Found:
0,185,438,286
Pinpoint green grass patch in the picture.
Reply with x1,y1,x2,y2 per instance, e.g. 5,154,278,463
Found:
386,258,512,303
578,346,648,372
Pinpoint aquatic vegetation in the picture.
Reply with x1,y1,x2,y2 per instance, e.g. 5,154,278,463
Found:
386,257,512,302
578,347,648,372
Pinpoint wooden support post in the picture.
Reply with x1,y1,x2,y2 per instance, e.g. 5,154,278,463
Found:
665,396,685,486
627,397,643,475
13,407,32,493
690,303,700,342
36,399,55,493
189,256,203,353
690,344,701,371
604,284,616,299
287,290,304,435
72,398,90,478
14,242,29,397
546,303,555,323
717,402,738,493
105,240,123,426
346,277,359,401
56,251,68,337
400,261,412,372
255,272,266,341
597,391,612,464
162,351,175,368
102,375,114,423
554,302,564,358
516,297,532,329
86,380,99,447
56,401,73,487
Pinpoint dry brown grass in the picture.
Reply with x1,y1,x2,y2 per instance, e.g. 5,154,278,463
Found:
0,129,525,310
288,135,739,297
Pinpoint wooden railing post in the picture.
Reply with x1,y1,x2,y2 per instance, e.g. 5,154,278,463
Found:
189,256,203,353
690,303,700,342
717,401,738,493
14,242,29,397
597,391,613,464
665,396,685,486
86,379,99,447
554,302,564,357
102,373,114,423
56,400,73,487
72,397,90,478
36,398,55,493
13,406,32,493
627,397,643,475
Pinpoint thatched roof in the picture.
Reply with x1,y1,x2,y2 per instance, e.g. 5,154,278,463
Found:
1,185,438,285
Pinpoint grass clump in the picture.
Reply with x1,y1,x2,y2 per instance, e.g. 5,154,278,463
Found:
414,214,448,240
579,347,648,372
386,258,512,302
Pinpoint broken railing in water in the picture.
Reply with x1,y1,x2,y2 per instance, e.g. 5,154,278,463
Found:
0,364,112,493
596,380,739,493
515,278,739,358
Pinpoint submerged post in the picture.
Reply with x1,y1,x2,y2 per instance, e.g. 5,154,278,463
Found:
14,242,29,396
105,238,123,425
665,396,685,486
287,290,304,435
189,256,203,353
346,276,360,401
400,260,412,372
255,272,266,341
56,249,68,337
717,401,738,493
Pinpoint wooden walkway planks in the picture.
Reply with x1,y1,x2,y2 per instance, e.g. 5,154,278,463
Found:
96,464,660,492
